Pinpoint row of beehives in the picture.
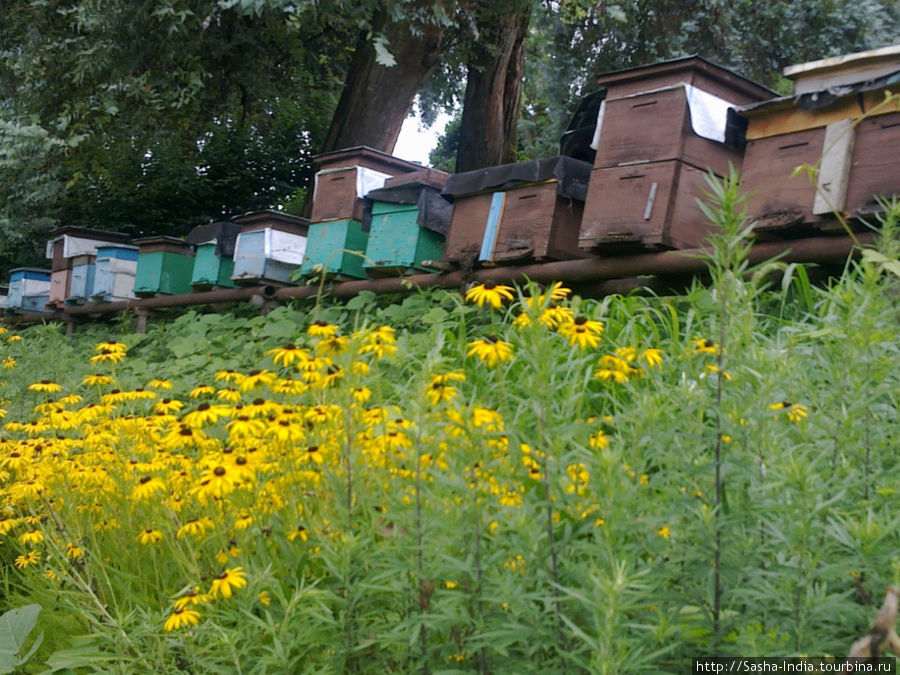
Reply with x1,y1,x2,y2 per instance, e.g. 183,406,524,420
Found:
6,45,900,313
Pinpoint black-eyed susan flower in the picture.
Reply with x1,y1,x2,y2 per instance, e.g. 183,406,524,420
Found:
194,465,237,499
209,566,247,599
307,320,339,338
130,475,166,501
136,528,163,545
28,380,63,394
163,607,200,631
2,356,15,369
558,316,604,350
14,550,40,568
18,529,44,545
188,384,216,398
257,591,271,606
425,371,466,406
692,337,719,355
176,516,214,540
769,401,808,423
214,369,243,384
216,387,244,402
287,525,309,542
466,335,514,368
182,402,231,428
239,370,277,392
266,343,309,367
464,281,514,309
657,526,671,539
313,334,349,356
65,543,85,560
7,335,22,343
146,378,172,390
154,398,185,414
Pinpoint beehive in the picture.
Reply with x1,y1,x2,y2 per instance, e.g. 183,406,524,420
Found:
231,211,309,286
300,219,369,279
132,236,195,296
186,222,242,290
92,245,139,302
738,45,900,232
45,227,129,305
362,171,451,276
310,147,425,223
442,156,591,265
579,56,774,251
66,254,96,304
8,268,51,313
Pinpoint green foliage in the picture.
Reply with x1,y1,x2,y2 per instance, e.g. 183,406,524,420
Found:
0,604,42,674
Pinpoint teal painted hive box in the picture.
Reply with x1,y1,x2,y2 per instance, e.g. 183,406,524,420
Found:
186,221,242,290
300,219,369,279
132,236,195,296
191,242,236,289
362,175,451,276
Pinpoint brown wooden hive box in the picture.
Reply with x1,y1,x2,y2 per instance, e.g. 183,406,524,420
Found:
580,56,774,251
309,147,425,223
738,45,900,232
442,156,592,266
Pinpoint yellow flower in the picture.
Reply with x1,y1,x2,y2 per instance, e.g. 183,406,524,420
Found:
692,337,718,355
19,529,44,545
558,316,604,350
425,371,466,406
287,525,309,542
657,526,671,539
464,281,515,309
14,550,40,568
189,385,216,398
163,607,201,631
28,380,63,393
214,369,243,384
146,379,173,390
307,320,339,338
154,398,185,414
466,335,514,368
7,335,22,343
769,401,808,423
2,356,15,369
66,543,85,560
131,476,166,501
640,348,663,369
95,340,127,354
176,516,214,540
239,370,277,392
173,588,209,610
257,591,272,606
266,343,308,367
136,529,163,545
209,567,247,599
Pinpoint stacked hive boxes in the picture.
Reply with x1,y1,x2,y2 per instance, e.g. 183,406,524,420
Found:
579,56,774,251
737,45,900,232
301,147,424,279
186,222,243,290
45,227,130,306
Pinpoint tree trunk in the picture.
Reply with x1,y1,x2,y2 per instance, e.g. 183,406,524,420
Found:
455,4,531,173
321,4,448,155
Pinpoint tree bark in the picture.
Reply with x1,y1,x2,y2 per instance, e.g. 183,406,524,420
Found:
321,3,448,155
455,3,531,173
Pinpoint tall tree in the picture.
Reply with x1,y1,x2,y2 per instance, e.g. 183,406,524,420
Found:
454,1,532,172
322,0,455,154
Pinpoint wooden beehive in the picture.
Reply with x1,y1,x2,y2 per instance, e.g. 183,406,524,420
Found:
738,45,900,232
442,156,592,265
362,174,451,276
186,222,242,290
310,147,425,223
92,245,139,302
231,211,309,286
66,254,96,304
7,268,51,313
45,227,130,305
300,219,369,279
580,56,774,251
132,236,195,296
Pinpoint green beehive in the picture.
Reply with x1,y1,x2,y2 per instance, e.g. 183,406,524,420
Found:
300,219,369,279
364,201,445,276
186,222,242,290
190,242,235,289
132,236,195,296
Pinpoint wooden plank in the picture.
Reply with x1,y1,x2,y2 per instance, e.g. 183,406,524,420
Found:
845,111,900,214
479,192,506,262
813,119,855,215
744,91,899,140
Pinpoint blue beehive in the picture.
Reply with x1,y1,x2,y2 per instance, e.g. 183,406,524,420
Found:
231,211,309,286
92,245,139,302
66,254,96,304
8,268,51,313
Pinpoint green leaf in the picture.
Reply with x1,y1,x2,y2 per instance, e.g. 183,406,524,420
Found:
373,35,396,67
0,604,41,673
